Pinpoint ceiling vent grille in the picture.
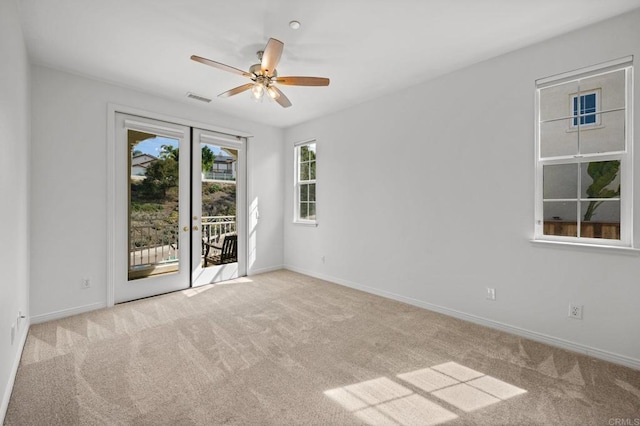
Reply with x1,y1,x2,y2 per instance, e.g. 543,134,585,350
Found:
186,92,212,103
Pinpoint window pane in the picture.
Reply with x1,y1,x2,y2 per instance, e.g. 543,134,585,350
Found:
543,201,577,237
573,93,597,126
543,164,578,199
309,183,316,201
307,143,316,161
579,69,625,111
310,160,316,180
583,93,596,114
299,162,310,181
540,81,579,121
579,110,625,154
308,202,316,220
299,202,308,220
540,118,578,157
300,183,309,202
581,200,620,239
300,145,310,162
580,161,620,200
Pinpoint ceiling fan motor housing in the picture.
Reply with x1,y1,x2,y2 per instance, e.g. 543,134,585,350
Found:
249,63,277,79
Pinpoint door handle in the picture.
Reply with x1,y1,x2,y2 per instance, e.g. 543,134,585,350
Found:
193,225,199,231
183,226,189,232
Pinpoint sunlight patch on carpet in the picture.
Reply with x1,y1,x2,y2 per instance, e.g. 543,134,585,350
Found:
325,361,526,424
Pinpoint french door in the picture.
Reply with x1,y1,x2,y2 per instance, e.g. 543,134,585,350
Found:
113,113,246,303
191,129,246,287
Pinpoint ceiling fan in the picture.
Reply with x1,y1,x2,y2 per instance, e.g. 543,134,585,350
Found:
191,38,330,108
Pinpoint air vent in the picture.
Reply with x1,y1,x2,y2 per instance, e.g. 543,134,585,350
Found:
186,92,212,103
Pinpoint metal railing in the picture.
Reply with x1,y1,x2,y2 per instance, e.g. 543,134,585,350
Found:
129,223,179,268
201,215,236,243
129,215,236,268
202,171,235,181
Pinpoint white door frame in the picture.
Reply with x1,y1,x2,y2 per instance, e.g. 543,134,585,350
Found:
107,104,252,306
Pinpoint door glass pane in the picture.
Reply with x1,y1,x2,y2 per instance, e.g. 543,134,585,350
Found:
128,131,180,280
201,144,238,268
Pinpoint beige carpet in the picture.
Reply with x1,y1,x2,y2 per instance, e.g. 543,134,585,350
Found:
5,270,640,425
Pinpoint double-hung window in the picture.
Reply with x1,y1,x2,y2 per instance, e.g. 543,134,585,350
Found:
535,58,633,246
294,140,317,224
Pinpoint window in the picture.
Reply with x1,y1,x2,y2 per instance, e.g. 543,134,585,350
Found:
571,91,598,126
295,140,316,223
535,58,632,246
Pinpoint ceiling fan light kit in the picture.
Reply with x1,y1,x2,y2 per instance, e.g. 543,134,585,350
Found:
191,38,329,108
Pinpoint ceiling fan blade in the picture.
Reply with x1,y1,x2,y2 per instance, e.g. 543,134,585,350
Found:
274,76,330,86
261,38,284,77
271,86,292,108
218,83,254,98
191,55,252,78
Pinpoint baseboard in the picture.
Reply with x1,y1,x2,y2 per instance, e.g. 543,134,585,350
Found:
283,265,640,371
248,264,285,276
30,302,106,324
1,318,30,423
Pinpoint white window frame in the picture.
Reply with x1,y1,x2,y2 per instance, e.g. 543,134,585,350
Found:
294,139,317,225
534,57,633,247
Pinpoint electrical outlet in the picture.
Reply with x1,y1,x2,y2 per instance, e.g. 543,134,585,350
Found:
82,278,91,289
569,304,583,320
486,287,496,300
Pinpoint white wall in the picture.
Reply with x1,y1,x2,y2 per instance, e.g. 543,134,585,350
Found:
284,9,640,368
30,66,284,320
0,0,30,419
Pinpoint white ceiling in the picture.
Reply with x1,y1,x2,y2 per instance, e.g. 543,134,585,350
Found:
17,0,640,128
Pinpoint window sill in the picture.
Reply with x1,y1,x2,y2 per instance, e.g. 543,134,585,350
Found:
565,124,604,133
530,239,640,254
293,221,318,227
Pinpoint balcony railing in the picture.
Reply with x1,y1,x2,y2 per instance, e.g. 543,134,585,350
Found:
202,171,235,181
129,223,179,268
201,215,236,243
129,215,236,269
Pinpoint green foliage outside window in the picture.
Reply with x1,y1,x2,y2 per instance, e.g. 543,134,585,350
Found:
583,160,620,221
